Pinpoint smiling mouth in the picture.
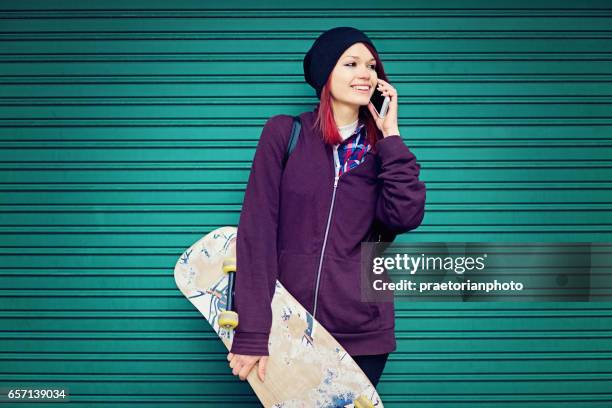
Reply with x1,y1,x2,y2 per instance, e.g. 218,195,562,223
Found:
351,85,371,94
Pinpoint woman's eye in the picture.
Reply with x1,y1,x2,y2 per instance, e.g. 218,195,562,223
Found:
345,62,376,70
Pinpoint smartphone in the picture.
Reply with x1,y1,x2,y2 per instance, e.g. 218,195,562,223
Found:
370,86,390,118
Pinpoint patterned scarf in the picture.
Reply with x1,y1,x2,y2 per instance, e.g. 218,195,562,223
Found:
336,122,371,176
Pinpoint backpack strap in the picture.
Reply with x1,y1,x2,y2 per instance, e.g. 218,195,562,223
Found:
282,116,301,168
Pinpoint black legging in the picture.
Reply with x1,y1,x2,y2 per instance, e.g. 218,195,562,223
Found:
352,353,389,387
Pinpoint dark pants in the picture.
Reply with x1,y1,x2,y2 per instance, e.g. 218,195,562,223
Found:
352,353,389,387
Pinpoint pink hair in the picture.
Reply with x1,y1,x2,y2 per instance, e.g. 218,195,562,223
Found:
314,42,389,148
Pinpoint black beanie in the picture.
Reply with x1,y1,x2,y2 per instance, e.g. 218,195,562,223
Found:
303,27,377,99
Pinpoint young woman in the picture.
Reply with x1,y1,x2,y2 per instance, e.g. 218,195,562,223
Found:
226,27,426,387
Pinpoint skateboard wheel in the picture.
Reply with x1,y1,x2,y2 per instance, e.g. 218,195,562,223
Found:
353,395,374,408
218,310,239,330
222,257,237,274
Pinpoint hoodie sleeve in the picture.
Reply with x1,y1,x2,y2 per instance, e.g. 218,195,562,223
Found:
374,135,427,234
229,115,290,356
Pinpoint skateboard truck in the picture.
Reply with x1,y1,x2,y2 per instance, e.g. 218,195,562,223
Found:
218,257,239,330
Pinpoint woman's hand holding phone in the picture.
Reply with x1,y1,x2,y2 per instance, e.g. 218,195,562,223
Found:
368,79,400,138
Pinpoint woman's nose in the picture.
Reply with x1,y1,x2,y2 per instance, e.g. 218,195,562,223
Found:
356,72,370,81
357,65,371,79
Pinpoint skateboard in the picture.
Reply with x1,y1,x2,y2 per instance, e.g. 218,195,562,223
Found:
174,226,383,408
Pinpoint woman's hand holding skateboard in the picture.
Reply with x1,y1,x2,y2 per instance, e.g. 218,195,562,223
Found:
227,352,268,382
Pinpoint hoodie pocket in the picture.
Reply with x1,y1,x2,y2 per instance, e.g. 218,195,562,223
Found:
315,257,380,334
277,250,318,313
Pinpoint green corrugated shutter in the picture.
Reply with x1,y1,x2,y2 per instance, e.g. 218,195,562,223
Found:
1,1,611,406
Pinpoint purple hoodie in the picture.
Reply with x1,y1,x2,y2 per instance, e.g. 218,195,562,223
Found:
229,107,426,356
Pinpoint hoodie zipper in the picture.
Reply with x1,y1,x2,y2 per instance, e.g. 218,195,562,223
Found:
312,147,341,320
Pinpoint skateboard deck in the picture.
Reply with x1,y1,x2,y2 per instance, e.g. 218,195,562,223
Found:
174,226,383,408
